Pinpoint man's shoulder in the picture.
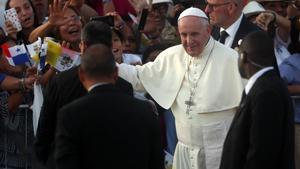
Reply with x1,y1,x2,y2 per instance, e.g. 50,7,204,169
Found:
56,66,79,81
59,90,154,118
214,40,238,58
252,71,287,95
50,66,80,88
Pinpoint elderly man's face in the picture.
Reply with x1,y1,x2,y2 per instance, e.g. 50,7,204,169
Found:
178,16,211,57
205,0,232,27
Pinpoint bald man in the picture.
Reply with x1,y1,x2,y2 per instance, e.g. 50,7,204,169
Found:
118,7,243,169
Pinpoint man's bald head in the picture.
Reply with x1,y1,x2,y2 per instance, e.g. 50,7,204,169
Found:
81,44,116,79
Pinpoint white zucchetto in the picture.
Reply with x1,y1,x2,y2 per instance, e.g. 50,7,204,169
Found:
178,7,208,21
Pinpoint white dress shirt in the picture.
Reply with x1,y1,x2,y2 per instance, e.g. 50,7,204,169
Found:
220,14,243,47
245,67,273,95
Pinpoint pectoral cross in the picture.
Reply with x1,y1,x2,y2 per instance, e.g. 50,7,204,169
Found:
185,94,195,116
185,100,195,107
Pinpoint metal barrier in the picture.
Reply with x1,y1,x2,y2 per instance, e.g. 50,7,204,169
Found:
3,104,31,169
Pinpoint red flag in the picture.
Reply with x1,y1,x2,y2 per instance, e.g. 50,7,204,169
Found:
1,43,11,57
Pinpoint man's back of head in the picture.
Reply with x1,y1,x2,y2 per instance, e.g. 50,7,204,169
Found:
79,44,117,88
240,30,275,66
81,21,112,50
238,30,278,78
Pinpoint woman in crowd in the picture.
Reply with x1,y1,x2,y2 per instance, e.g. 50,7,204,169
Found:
52,5,83,51
5,0,39,44
29,0,83,51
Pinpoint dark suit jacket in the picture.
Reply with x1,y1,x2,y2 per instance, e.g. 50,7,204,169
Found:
55,84,164,169
35,66,133,167
212,15,262,49
220,70,295,169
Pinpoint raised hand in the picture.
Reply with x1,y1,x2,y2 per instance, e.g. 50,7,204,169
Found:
61,40,70,48
105,12,125,30
128,0,152,13
255,11,276,31
5,20,17,40
48,0,72,27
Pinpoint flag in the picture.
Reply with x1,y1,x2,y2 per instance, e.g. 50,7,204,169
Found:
39,43,47,70
46,39,62,66
8,44,30,66
1,43,11,57
26,37,42,63
53,47,80,72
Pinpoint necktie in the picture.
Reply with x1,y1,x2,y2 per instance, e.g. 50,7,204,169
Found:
235,90,246,118
239,90,247,109
219,30,229,44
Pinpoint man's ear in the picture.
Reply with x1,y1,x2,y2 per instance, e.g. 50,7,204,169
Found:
79,41,87,54
240,51,248,64
78,66,85,85
228,2,238,15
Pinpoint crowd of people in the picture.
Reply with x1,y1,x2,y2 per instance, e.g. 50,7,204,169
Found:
0,0,299,169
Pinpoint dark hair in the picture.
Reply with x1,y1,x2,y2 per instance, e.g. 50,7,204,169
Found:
142,42,175,64
5,0,39,43
82,20,112,47
81,44,116,78
288,16,300,54
67,5,85,24
240,30,277,67
112,28,124,42
52,5,84,42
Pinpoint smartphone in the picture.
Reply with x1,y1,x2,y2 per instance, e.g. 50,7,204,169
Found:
138,9,149,31
90,15,114,27
4,8,22,32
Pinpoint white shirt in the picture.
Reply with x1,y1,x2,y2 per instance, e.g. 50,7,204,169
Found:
245,67,273,95
221,14,243,47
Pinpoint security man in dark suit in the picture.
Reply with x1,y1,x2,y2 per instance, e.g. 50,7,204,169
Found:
35,21,133,169
219,31,295,169
205,0,261,48
55,44,164,169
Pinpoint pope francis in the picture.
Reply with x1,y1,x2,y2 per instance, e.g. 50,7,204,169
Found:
118,7,244,169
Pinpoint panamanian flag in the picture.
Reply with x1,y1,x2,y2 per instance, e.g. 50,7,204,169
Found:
8,44,30,66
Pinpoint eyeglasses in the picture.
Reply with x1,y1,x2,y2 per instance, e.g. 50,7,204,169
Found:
205,1,231,10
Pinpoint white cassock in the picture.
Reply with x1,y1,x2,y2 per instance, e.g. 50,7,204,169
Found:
118,37,244,169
